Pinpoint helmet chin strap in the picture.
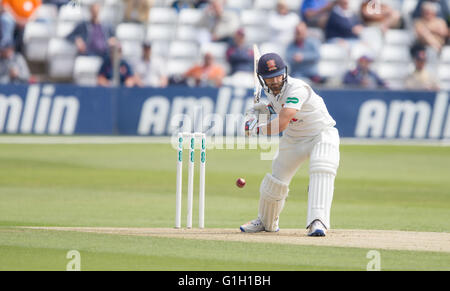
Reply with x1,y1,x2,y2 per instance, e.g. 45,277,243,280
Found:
258,67,288,96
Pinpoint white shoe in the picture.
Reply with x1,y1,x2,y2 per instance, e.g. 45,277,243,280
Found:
307,220,327,237
240,218,266,233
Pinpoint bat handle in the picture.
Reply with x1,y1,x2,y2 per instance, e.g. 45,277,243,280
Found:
254,89,261,104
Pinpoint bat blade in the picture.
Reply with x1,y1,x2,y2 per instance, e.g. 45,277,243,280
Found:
253,44,262,104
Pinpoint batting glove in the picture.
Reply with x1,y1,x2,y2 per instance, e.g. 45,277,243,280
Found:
245,118,260,137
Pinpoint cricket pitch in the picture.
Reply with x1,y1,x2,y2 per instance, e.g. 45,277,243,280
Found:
23,227,450,253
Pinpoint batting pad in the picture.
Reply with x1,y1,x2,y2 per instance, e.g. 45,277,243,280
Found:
307,142,340,229
259,173,289,232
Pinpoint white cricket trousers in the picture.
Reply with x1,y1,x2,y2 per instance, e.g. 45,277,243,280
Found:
271,127,340,229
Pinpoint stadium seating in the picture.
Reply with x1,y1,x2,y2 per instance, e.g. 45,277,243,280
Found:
438,65,450,81
167,58,197,76
379,45,412,63
176,25,201,42
360,26,384,55
121,40,143,64
153,0,177,7
33,4,58,22
47,38,77,79
285,0,304,11
116,23,146,42
253,0,277,11
12,0,448,90
350,43,375,61
260,42,287,59
402,0,419,16
318,43,352,86
349,0,363,12
151,40,171,58
319,43,349,61
376,62,414,83
73,55,104,86
200,42,228,60
58,4,90,23
223,71,254,88
441,46,450,64
80,0,99,5
56,21,77,38
307,27,325,42
23,22,55,62
148,7,177,24
146,24,176,42
384,29,414,46
99,4,123,25
243,26,271,45
104,0,124,6
318,61,349,80
389,0,404,11
169,41,199,59
438,63,450,89
178,8,203,25
240,9,269,26
225,0,253,10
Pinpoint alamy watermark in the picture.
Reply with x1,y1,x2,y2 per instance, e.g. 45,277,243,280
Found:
366,0,382,15
366,250,381,271
66,250,81,271
169,112,280,161
68,0,81,9
65,0,82,13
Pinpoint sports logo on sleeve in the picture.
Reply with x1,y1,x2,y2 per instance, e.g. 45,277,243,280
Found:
286,97,299,104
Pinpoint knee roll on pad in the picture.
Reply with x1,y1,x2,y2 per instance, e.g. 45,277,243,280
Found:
259,173,289,231
309,142,339,175
260,173,289,201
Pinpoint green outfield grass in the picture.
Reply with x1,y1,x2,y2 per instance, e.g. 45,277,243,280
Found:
0,141,449,270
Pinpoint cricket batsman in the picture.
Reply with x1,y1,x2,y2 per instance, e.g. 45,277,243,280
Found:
240,53,340,236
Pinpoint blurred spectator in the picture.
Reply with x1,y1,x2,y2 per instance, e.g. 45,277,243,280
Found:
300,0,336,28
343,55,387,89
134,43,168,88
172,0,189,12
268,0,300,45
3,0,42,54
193,0,208,9
0,44,30,84
43,0,70,9
414,2,448,53
2,0,41,25
405,49,440,90
198,0,239,43
286,22,322,83
172,0,208,11
0,4,16,49
325,0,364,44
225,28,253,75
171,0,205,12
184,52,225,87
360,0,402,33
67,3,116,58
97,44,136,87
124,0,153,23
412,0,450,24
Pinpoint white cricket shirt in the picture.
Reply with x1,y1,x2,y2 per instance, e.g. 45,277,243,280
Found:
264,76,336,138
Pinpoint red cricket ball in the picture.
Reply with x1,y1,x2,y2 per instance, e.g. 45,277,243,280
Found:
236,178,246,188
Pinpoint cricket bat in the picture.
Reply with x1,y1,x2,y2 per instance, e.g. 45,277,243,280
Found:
253,44,262,104
247,44,262,131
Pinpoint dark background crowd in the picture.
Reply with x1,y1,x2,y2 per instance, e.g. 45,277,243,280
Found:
1,0,449,91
